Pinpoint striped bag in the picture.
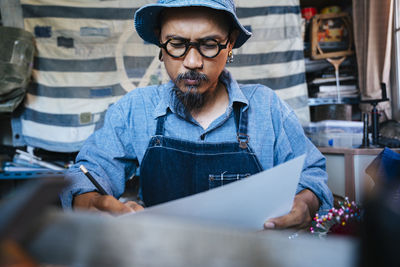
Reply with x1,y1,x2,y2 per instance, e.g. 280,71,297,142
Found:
12,0,309,152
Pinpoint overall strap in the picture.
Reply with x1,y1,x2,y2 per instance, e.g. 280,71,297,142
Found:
233,103,249,149
155,114,166,135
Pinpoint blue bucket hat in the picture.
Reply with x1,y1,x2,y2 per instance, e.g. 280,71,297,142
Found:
134,0,252,49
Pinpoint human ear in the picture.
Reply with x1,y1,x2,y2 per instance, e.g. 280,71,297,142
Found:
154,28,164,61
158,50,163,61
228,29,239,49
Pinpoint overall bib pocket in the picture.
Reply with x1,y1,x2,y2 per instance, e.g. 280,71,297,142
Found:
208,173,251,189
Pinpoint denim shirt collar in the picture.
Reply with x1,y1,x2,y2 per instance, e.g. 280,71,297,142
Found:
153,69,249,119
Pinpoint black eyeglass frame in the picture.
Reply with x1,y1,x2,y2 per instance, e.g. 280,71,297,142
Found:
159,35,231,59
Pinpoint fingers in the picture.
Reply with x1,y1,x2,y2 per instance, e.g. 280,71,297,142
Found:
264,197,312,230
92,195,134,214
73,192,135,214
123,201,145,212
264,211,302,230
263,221,276,229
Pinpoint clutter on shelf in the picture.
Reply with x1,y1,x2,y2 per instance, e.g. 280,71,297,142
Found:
303,120,364,148
301,3,359,107
0,147,72,180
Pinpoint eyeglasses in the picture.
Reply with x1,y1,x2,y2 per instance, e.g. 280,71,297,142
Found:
159,36,230,58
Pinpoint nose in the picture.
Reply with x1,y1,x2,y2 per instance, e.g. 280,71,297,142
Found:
183,46,203,70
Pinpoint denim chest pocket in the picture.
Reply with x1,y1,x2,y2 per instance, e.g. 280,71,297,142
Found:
208,172,251,189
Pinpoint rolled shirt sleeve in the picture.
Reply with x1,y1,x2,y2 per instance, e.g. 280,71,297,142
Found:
60,102,138,209
271,94,333,213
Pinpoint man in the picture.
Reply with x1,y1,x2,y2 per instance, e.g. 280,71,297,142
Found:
61,0,333,230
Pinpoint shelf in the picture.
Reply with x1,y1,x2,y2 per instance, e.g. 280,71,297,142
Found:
308,97,360,106
300,0,352,10
304,56,355,73
0,170,66,180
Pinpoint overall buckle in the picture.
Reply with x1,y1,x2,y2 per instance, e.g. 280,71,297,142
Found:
237,133,249,149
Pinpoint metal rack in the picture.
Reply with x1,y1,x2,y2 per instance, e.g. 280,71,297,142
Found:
0,170,66,180
308,97,360,106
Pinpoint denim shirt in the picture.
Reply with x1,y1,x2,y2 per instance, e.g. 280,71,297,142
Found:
60,69,333,211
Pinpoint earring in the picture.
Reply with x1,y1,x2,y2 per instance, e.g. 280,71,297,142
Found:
158,50,163,61
227,50,234,63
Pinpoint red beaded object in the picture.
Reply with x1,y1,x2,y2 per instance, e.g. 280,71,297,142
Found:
310,197,361,237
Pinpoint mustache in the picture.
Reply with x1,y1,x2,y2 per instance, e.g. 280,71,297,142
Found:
175,70,209,84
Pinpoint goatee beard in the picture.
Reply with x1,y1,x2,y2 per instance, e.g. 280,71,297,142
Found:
172,70,209,116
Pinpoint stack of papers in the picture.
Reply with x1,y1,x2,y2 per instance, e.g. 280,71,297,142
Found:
128,155,305,231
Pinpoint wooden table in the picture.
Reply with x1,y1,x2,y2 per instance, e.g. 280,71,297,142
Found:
319,147,400,202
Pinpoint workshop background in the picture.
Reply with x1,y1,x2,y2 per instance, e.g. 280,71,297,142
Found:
3,0,309,153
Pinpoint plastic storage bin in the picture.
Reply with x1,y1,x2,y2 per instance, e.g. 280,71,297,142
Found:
303,120,364,148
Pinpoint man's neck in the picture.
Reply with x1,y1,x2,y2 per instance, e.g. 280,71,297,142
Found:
191,82,229,130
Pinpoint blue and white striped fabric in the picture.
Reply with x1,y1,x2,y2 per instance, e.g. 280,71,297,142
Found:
229,0,309,123
12,0,309,152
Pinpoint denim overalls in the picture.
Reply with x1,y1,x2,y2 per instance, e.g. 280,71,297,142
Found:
139,103,263,207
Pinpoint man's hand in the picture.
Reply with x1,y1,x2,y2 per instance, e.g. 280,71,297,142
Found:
73,191,144,214
263,189,319,230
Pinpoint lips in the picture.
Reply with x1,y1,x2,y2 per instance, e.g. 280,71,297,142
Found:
184,79,200,86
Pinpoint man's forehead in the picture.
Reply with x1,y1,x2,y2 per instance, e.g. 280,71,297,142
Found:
159,6,230,29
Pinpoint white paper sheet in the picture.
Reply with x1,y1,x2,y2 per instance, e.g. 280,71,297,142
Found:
132,155,305,230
